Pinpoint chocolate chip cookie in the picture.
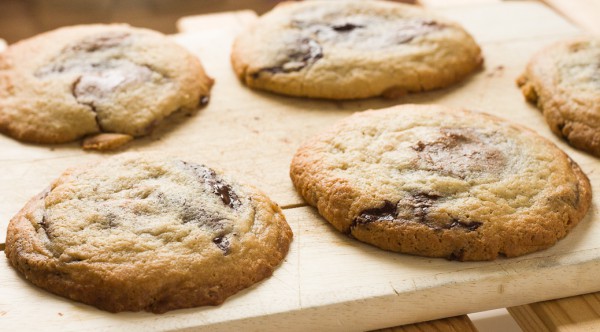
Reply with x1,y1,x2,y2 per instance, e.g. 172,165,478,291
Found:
517,37,600,156
231,0,482,99
290,104,591,261
5,155,292,313
0,24,214,150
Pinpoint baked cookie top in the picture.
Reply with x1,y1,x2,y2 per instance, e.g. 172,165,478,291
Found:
232,0,482,99
290,104,591,261
5,155,292,313
0,24,214,150
518,37,600,156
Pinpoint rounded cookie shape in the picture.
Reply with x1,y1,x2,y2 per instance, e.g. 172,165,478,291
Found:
517,37,600,156
232,0,482,99
290,104,591,261
5,155,292,313
0,24,214,150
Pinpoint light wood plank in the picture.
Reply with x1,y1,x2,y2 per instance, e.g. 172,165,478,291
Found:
2,3,600,331
375,315,478,332
541,0,600,34
509,293,600,332
177,10,258,34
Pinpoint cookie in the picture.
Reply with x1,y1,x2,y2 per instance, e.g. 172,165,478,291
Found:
517,37,600,156
5,155,292,313
0,24,214,150
290,104,591,261
231,0,482,100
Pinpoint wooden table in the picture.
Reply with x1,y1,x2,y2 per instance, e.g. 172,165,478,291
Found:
1,1,599,331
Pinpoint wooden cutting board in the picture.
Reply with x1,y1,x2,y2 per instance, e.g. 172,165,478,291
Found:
1,1,597,331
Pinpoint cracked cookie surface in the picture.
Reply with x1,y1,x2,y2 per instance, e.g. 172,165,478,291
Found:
5,155,292,313
231,0,482,99
0,24,214,150
290,104,591,261
517,37,600,156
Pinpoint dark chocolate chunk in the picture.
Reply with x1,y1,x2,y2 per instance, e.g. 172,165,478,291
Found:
39,212,50,233
253,38,323,78
71,32,130,53
179,161,242,209
395,19,442,44
447,219,482,231
353,200,397,226
410,193,441,224
447,249,465,261
199,95,210,106
212,236,231,255
332,23,364,32
412,128,506,179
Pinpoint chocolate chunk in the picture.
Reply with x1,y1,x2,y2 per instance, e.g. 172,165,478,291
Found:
253,38,323,78
39,212,50,233
212,236,231,255
447,219,482,231
410,193,441,224
37,188,52,234
412,128,506,179
448,249,465,261
105,213,118,229
332,23,364,32
395,19,442,44
199,95,210,107
179,161,242,209
353,200,397,226
71,32,130,53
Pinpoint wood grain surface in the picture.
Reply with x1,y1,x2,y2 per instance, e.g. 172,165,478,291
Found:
374,315,477,332
541,0,600,35
0,1,597,331
508,293,600,332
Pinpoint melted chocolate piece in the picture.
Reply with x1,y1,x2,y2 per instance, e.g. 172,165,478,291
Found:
395,19,441,44
39,212,50,234
353,200,397,226
180,161,242,209
253,38,323,78
71,32,130,53
412,128,506,179
199,95,210,107
37,188,52,234
352,193,480,232
447,219,482,231
108,214,119,229
180,204,222,227
448,249,465,261
212,236,231,255
410,193,441,224
332,23,364,32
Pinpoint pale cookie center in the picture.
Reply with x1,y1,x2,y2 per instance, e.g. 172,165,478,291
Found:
34,32,170,132
38,161,246,261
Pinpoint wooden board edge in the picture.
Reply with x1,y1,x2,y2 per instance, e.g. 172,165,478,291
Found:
373,315,478,332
